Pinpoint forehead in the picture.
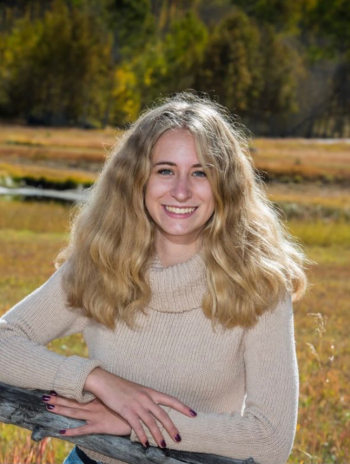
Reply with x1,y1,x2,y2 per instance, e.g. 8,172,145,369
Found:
152,129,199,163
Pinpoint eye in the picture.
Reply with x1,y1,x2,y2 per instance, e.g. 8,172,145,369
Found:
157,169,174,175
193,170,206,178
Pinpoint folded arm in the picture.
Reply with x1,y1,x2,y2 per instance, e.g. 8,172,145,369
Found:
130,293,299,464
0,265,101,402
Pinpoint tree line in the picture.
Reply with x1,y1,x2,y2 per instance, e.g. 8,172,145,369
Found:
0,0,349,137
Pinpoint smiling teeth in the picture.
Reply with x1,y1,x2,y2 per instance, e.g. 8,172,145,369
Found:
165,206,196,214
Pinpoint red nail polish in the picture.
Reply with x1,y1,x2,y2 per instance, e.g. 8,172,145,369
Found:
175,433,181,442
59,430,66,434
160,439,166,448
50,390,58,396
46,404,55,410
190,409,197,417
144,440,150,448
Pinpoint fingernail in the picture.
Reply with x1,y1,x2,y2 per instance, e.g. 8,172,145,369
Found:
59,430,66,435
42,395,51,402
144,440,150,448
46,404,55,410
190,409,197,417
174,433,181,442
160,439,166,448
50,390,58,396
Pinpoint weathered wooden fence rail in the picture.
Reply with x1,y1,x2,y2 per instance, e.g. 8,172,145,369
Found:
0,382,256,464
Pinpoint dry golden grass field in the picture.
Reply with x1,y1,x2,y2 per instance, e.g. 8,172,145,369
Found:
0,126,349,464
1,125,350,186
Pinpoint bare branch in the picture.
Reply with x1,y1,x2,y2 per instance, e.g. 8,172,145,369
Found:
0,382,256,464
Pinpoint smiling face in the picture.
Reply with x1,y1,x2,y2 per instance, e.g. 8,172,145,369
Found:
145,128,215,254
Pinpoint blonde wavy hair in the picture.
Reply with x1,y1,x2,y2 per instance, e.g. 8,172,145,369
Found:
57,92,309,330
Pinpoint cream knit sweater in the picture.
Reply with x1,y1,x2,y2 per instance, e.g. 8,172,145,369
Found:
0,253,298,464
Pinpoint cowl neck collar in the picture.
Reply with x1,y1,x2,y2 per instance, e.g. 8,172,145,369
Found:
147,253,207,313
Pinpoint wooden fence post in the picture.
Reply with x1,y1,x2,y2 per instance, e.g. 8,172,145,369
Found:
0,382,256,464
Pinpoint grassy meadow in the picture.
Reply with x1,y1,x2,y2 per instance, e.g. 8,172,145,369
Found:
1,125,350,187
0,127,349,464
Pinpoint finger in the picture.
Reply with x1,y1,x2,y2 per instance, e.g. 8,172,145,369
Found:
46,404,91,421
147,405,181,444
59,425,94,437
137,409,168,448
42,395,92,409
126,415,151,448
153,392,197,418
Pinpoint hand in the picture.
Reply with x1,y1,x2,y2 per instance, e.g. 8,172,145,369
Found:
42,393,131,437
84,368,197,448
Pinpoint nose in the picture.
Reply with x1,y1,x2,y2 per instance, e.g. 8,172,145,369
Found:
170,174,192,201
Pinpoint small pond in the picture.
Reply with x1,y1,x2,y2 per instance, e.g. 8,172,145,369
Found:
0,186,87,203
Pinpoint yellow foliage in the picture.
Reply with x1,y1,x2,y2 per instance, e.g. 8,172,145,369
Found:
112,65,141,123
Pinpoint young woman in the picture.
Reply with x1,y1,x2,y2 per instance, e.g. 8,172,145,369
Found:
0,93,308,464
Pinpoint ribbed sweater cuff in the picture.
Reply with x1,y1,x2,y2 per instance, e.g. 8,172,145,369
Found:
53,355,102,403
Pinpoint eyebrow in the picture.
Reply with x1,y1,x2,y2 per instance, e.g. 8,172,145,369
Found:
153,161,203,168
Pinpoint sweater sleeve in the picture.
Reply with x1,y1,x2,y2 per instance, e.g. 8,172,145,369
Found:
0,265,102,403
130,293,299,464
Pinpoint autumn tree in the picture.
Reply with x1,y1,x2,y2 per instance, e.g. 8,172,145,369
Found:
0,0,113,126
194,10,261,116
131,10,208,108
194,9,299,134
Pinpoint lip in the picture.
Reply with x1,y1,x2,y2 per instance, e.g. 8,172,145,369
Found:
162,205,198,218
163,205,198,209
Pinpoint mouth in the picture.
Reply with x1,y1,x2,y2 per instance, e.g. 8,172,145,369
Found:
162,205,198,217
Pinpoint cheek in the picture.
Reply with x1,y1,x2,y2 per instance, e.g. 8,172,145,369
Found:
146,176,169,199
200,185,215,212
145,179,162,215
144,185,153,216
